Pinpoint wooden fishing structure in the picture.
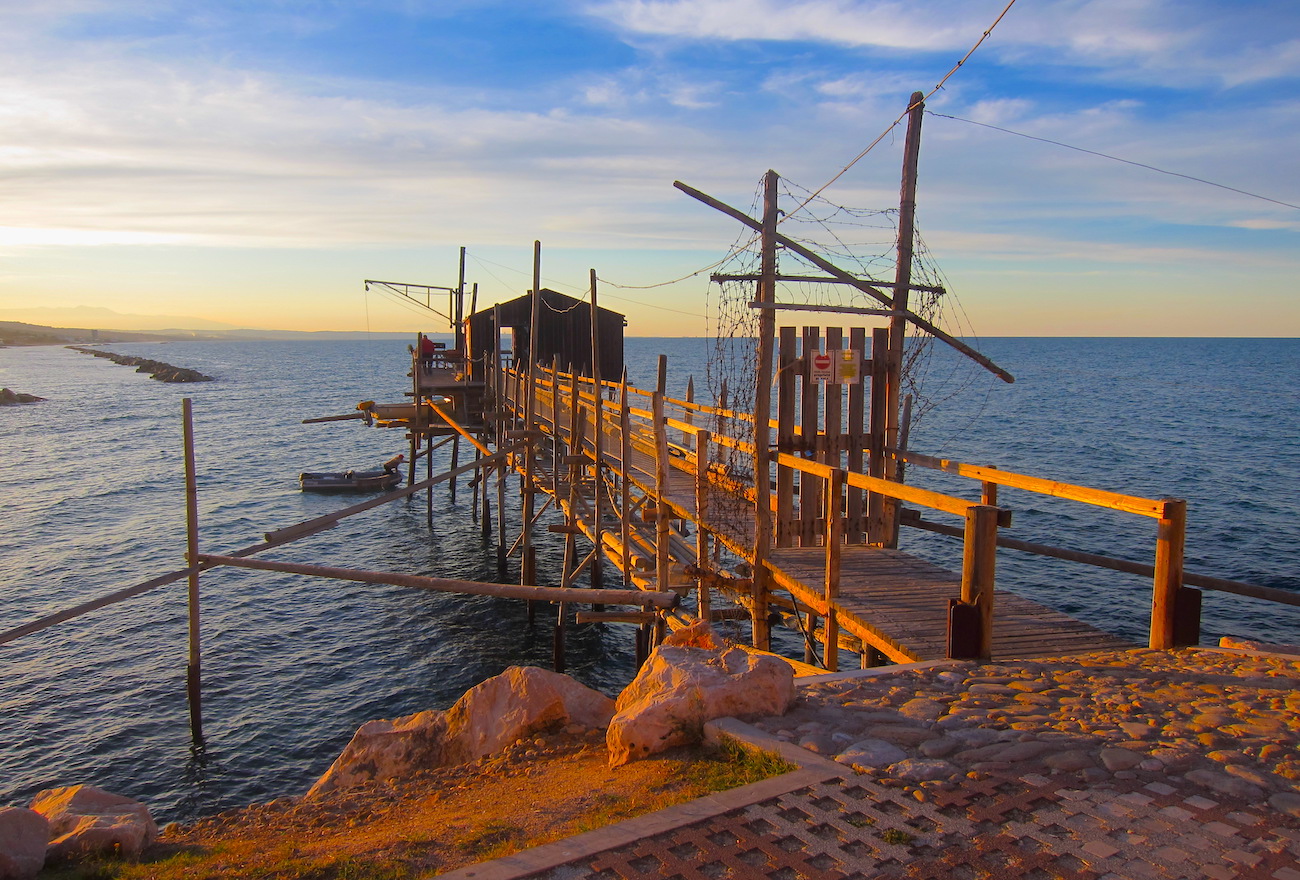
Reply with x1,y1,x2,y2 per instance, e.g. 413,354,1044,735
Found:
5,92,1299,745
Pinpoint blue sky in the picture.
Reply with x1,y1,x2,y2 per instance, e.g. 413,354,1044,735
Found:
0,0,1297,335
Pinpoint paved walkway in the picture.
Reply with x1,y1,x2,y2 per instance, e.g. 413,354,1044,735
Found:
439,647,1300,880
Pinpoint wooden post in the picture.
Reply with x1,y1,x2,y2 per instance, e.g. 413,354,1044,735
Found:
589,269,606,598
695,429,712,623
846,327,867,543
684,376,695,447
800,326,821,546
776,326,796,547
426,426,434,527
823,468,844,671
867,327,889,544
449,436,460,503
619,371,633,587
181,398,204,744
751,169,779,651
960,504,999,660
526,241,542,428
883,91,926,541
653,357,671,601
1150,498,1187,649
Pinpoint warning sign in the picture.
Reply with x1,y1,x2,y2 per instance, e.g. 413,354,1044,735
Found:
809,349,860,385
810,351,834,383
837,348,860,386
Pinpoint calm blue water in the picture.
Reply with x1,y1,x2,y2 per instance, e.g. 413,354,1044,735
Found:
1,336,1297,821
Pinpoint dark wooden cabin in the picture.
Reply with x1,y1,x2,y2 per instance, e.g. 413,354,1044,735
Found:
465,289,625,383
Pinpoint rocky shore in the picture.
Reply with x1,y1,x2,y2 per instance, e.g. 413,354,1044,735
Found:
3,640,1297,879
66,346,212,382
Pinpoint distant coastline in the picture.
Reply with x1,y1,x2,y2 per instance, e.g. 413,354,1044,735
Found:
0,320,423,346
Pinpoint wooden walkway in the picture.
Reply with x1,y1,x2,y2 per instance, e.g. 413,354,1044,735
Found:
504,368,1135,666
765,547,1132,662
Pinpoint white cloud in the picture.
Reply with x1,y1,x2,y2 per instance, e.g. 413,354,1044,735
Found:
586,0,978,49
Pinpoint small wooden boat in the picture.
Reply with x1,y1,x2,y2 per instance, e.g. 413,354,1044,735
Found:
299,454,404,493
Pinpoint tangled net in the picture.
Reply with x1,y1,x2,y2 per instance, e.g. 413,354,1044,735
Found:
699,174,989,548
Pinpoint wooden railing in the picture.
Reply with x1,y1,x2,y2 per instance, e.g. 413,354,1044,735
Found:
497,359,1299,658
495,361,1008,661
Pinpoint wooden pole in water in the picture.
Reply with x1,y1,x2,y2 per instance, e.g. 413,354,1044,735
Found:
588,268,606,595
181,398,204,744
652,355,670,647
521,243,542,601
619,370,632,587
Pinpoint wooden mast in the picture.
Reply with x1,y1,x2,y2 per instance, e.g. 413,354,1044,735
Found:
751,169,779,650
883,91,926,546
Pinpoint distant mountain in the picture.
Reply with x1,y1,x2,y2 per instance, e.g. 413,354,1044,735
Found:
0,305,238,332
0,321,189,345
0,306,420,340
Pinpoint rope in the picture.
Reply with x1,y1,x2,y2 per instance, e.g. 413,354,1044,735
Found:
783,0,1019,221
929,112,1300,212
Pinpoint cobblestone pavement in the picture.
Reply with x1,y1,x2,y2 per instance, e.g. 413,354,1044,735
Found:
528,769,1300,880
444,648,1300,880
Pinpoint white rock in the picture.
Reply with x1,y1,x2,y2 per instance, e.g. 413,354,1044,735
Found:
309,666,615,796
889,758,958,782
835,738,908,769
31,785,158,861
607,633,795,767
0,807,48,880
443,665,615,763
1099,748,1144,772
1186,768,1266,802
308,709,449,798
1269,791,1300,817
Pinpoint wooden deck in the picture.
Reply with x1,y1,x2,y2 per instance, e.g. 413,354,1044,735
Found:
765,546,1133,662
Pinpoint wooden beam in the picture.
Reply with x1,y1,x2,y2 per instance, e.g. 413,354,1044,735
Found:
675,179,1014,384
748,301,894,317
198,554,681,610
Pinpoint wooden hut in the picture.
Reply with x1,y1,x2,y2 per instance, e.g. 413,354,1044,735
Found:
465,289,625,382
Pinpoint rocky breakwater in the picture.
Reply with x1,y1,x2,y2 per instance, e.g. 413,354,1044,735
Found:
750,646,1300,817
0,389,45,405
66,345,212,383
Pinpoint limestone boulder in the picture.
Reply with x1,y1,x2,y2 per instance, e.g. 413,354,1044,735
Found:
607,628,795,766
443,665,615,764
0,807,48,880
309,666,615,796
308,709,449,798
31,785,158,862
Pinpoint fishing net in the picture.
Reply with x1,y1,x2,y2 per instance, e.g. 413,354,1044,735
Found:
700,173,987,547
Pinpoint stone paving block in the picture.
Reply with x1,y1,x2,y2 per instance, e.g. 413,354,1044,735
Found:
517,746,1300,880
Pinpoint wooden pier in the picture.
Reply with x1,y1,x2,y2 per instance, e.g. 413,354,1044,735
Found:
475,354,1144,670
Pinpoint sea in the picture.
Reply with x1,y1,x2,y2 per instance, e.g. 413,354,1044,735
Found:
1,336,1297,822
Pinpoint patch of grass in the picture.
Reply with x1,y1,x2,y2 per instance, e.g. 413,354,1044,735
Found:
679,736,798,793
454,820,526,861
881,828,914,846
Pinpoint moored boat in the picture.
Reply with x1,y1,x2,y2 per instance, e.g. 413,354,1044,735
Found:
299,454,404,492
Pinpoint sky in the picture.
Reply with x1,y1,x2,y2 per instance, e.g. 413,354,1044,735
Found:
0,0,1297,336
